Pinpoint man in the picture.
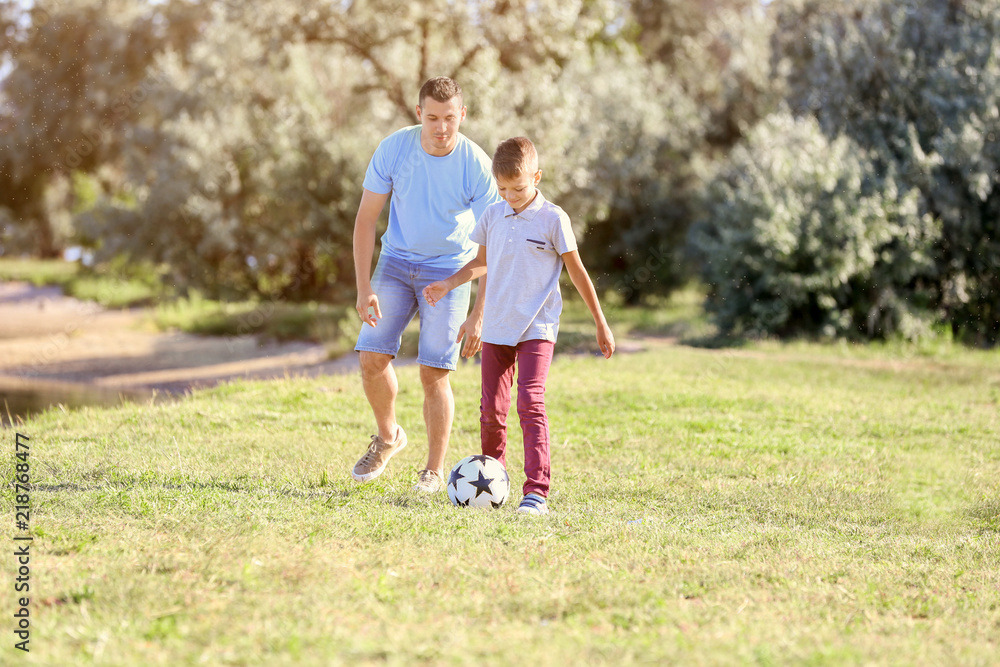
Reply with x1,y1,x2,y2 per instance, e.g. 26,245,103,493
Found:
351,76,501,492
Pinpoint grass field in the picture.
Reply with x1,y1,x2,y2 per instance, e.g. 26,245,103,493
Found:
1,336,999,665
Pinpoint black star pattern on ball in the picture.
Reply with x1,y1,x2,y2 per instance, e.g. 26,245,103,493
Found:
448,466,465,488
469,454,491,465
469,469,495,498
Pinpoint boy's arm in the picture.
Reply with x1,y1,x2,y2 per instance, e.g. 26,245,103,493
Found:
459,273,488,358
423,245,488,357
354,188,391,327
563,250,615,359
422,245,487,306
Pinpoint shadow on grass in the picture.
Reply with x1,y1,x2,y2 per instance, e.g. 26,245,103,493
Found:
968,498,1000,533
31,476,430,508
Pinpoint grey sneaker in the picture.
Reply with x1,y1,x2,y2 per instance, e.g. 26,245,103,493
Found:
414,469,444,493
351,426,407,482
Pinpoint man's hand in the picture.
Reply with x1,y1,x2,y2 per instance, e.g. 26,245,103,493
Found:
357,290,381,327
457,312,483,358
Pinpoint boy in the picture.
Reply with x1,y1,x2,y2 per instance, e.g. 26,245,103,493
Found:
423,137,615,515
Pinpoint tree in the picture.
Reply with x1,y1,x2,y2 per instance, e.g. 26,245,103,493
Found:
8,0,786,308
0,0,199,257
79,0,697,302
769,0,1000,343
692,111,939,340
583,0,779,303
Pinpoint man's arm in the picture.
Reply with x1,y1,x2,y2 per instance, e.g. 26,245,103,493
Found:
563,250,615,359
354,188,391,327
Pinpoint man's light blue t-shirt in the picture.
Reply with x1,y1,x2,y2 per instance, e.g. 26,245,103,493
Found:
363,125,501,270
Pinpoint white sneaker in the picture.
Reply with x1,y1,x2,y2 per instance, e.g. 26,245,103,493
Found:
516,493,549,515
413,469,445,493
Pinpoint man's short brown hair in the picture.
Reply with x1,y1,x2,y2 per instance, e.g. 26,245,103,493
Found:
492,137,538,180
419,77,463,107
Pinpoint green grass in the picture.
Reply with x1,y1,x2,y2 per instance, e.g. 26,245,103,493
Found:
559,283,714,351
0,258,79,289
0,258,354,345
0,258,163,309
1,339,998,665
151,294,355,350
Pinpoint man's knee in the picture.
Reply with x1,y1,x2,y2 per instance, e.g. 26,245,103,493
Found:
359,351,392,377
419,364,451,388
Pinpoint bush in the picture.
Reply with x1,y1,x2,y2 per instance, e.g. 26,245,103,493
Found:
691,112,939,340
772,0,1000,345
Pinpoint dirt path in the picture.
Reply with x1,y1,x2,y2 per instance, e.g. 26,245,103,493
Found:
0,280,667,404
0,281,362,394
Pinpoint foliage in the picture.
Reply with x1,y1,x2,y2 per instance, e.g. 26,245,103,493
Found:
2,0,778,305
6,0,998,347
692,111,940,341
585,0,779,303
0,0,199,257
77,0,665,301
766,0,1000,344
152,293,354,347
76,26,367,301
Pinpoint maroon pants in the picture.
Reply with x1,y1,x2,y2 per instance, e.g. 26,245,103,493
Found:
480,340,555,498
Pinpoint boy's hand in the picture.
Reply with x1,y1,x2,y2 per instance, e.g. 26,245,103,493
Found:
596,322,615,359
422,281,449,307
457,312,483,358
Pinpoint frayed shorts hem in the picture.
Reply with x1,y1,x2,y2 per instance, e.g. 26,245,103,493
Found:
354,345,398,359
415,358,457,372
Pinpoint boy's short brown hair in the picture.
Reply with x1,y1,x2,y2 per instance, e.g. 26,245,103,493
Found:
419,77,463,107
492,137,538,180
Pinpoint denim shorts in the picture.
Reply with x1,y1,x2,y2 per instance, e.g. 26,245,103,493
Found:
355,254,472,370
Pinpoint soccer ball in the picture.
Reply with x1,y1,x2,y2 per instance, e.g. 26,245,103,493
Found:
447,455,510,508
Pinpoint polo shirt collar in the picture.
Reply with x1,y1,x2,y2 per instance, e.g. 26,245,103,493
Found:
503,189,546,221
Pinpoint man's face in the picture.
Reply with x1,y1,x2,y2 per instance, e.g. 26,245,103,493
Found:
416,96,466,156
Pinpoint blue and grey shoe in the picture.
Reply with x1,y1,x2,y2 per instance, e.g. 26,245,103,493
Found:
516,493,549,515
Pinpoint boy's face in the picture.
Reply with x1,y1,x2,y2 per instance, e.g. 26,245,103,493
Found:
496,169,542,215
416,96,466,156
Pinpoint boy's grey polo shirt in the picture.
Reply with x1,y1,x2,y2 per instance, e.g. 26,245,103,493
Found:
470,190,577,346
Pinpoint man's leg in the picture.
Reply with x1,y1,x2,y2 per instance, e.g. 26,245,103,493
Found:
420,364,453,475
351,350,408,482
359,351,400,442
353,255,415,481
412,264,470,491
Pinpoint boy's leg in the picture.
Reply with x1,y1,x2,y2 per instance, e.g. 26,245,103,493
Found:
480,342,517,466
515,339,555,498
